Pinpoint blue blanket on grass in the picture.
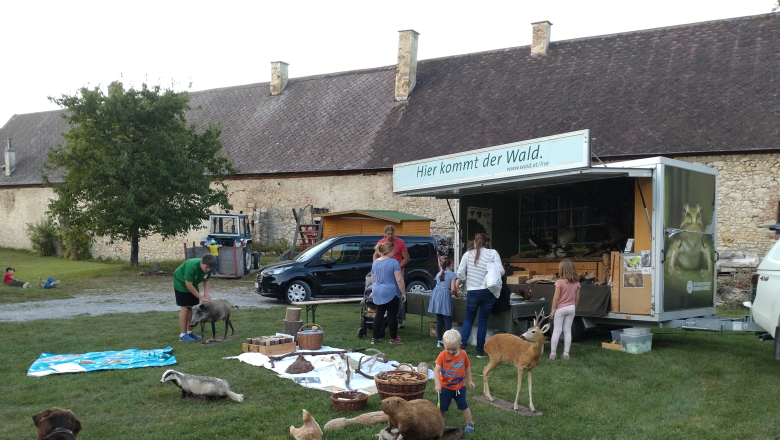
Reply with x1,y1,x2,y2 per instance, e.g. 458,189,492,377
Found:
27,347,176,377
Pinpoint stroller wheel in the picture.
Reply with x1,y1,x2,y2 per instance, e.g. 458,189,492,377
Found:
358,327,367,339
379,325,386,339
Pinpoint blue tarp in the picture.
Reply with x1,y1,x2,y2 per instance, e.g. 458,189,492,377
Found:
27,346,176,377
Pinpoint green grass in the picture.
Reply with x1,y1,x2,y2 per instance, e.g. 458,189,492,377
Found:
0,247,186,304
2,304,780,439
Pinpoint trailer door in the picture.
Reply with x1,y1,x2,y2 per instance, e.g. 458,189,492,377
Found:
661,165,717,311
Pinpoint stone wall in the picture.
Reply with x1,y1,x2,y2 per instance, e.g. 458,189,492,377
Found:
0,186,55,250
0,172,453,262
3,154,778,265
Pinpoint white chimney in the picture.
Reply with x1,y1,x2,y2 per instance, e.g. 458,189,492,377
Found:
4,138,15,177
270,61,289,96
395,30,420,101
531,21,552,55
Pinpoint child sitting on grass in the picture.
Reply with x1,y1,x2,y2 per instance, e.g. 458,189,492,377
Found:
434,329,476,434
4,267,31,288
38,277,61,289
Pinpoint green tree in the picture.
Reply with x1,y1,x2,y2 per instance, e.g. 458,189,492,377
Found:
45,81,237,266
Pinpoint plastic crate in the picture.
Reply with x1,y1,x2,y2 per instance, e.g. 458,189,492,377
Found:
623,327,651,336
611,329,623,342
620,334,653,354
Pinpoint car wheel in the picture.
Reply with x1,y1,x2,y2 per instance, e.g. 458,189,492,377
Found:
406,280,429,293
284,280,312,304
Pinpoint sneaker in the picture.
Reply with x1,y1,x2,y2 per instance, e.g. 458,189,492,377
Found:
550,353,556,360
460,344,467,351
437,341,443,348
371,338,382,344
476,351,485,358
398,322,405,329
465,422,475,434
179,334,196,342
562,353,570,360
188,332,202,341
389,337,404,344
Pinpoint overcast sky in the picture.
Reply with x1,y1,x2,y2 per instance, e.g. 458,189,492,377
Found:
0,0,774,127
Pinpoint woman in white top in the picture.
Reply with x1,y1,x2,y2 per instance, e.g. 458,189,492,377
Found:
456,233,504,358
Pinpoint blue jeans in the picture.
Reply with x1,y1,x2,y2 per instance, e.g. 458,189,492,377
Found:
460,289,496,353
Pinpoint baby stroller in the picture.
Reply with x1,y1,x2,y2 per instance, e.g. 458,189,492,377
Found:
358,276,388,339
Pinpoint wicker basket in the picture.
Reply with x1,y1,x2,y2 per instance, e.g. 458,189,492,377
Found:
330,391,369,413
374,368,428,401
297,323,324,350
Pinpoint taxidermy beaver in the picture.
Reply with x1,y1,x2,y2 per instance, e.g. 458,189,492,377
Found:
381,396,443,440
666,203,713,276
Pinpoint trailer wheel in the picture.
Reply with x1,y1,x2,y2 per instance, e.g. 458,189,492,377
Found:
244,247,252,275
571,317,585,342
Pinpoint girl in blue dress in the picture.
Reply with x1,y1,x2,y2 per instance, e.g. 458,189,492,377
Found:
428,256,460,347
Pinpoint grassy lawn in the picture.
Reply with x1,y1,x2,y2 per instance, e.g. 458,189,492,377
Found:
2,302,779,439
0,247,187,304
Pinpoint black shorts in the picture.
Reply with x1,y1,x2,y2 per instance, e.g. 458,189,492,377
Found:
438,386,468,411
9,280,26,287
175,289,200,307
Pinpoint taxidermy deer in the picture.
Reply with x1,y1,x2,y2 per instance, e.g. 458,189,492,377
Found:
482,311,550,411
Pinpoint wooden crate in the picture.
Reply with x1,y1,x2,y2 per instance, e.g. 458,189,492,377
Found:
506,275,528,284
602,342,624,351
242,342,297,355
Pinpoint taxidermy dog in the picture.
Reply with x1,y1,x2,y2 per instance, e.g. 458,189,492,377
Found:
160,369,244,402
189,299,236,343
32,407,82,440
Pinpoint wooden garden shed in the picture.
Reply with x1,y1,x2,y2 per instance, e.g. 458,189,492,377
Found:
317,210,433,238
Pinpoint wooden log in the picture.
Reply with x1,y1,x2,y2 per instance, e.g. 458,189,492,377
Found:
284,320,304,339
286,308,302,321
323,411,389,430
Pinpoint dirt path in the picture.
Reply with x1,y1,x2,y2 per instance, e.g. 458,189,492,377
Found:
0,276,278,323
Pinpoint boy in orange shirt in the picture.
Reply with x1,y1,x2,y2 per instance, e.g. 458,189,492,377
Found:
434,329,476,434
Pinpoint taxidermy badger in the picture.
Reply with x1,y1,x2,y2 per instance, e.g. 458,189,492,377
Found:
160,370,244,402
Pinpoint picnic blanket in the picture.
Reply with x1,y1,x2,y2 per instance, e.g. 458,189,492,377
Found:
225,346,433,395
27,347,176,377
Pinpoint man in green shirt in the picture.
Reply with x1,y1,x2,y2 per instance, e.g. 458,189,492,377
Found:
174,254,216,342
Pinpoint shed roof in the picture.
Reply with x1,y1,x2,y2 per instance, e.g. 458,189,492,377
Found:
1,13,779,186
316,210,434,223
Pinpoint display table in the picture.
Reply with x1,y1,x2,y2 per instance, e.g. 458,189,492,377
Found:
509,283,612,317
405,292,551,336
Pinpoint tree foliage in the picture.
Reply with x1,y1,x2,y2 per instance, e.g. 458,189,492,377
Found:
46,81,237,265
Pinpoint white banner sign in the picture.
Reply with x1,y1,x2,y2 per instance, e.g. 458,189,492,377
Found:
393,130,590,193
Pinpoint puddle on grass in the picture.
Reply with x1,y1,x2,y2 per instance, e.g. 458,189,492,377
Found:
0,275,276,322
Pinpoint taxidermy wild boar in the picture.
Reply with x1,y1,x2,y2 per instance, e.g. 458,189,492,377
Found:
190,299,236,343
160,369,243,402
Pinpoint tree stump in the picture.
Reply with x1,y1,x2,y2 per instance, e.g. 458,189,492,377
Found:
284,320,304,340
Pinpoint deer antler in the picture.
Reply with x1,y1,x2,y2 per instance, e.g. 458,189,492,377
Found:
533,310,550,327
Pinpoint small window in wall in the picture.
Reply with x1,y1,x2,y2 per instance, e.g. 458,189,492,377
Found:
321,243,360,264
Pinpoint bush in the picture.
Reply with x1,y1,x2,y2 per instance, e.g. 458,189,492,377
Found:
251,238,290,255
25,218,58,256
58,226,93,260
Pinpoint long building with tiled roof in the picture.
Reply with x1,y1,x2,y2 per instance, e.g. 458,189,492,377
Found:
0,14,778,264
